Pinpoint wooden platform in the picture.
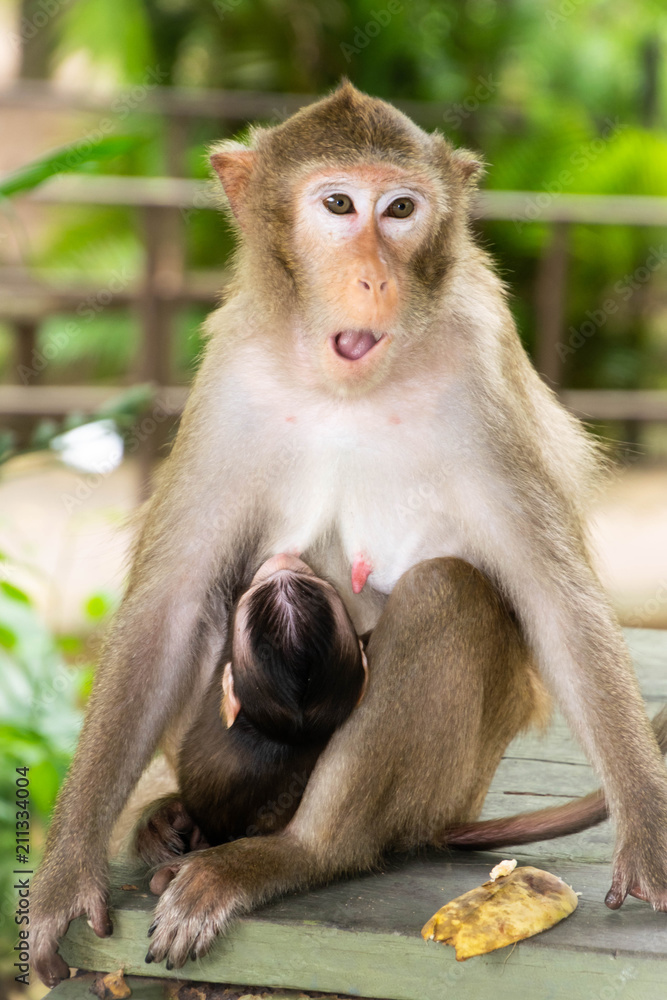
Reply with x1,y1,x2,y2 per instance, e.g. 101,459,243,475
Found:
52,628,667,1000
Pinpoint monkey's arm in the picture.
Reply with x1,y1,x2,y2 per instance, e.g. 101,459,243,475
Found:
31,372,261,986
30,559,225,986
468,430,667,911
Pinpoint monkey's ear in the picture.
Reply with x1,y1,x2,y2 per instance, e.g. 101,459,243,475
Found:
357,641,369,706
452,149,485,187
210,146,256,225
221,661,242,727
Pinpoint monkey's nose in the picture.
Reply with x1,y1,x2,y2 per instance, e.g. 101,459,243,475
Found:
358,277,389,294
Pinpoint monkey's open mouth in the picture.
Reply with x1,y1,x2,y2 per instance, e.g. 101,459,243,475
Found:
332,330,384,361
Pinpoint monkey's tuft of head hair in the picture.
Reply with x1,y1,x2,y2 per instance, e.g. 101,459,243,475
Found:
233,571,364,746
262,79,427,169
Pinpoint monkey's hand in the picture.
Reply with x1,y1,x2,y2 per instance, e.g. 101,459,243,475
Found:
134,795,209,866
144,848,246,969
144,835,312,969
31,860,111,987
605,823,667,912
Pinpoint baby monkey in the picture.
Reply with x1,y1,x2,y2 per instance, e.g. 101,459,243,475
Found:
136,554,367,866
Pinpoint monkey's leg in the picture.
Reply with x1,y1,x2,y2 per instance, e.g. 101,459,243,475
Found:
145,557,539,968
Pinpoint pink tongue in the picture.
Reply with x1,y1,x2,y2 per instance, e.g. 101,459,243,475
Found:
335,330,376,360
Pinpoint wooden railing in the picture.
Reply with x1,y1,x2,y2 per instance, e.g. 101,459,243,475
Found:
2,82,667,448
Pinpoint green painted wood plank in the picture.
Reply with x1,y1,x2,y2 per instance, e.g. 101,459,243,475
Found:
59,854,667,1000
489,756,598,795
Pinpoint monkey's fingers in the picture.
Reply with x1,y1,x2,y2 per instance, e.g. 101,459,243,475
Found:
605,871,667,911
149,861,182,895
135,796,195,866
189,826,210,851
32,887,111,987
86,894,114,937
32,935,71,988
604,876,628,910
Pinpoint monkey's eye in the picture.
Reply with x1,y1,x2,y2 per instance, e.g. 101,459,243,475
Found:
385,197,414,218
324,193,355,215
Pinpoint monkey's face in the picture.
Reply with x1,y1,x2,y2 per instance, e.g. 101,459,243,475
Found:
289,163,446,392
210,83,480,395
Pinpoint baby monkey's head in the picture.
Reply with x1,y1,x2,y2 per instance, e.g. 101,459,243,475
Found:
224,554,367,745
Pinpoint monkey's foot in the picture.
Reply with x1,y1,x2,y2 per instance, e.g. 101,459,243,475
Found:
144,835,315,969
144,850,243,969
605,836,667,912
134,796,209,866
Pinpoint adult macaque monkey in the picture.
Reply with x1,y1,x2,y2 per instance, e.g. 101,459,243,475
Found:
32,82,667,983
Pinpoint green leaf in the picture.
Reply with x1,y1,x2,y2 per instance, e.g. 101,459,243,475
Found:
0,625,17,650
85,594,111,620
28,760,65,814
96,383,155,421
0,581,31,605
77,666,95,703
0,135,144,199
0,724,51,758
57,635,84,656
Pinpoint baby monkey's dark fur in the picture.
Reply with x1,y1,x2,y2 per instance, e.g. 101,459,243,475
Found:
136,564,366,863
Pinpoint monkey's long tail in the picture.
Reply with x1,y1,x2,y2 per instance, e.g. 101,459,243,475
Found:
445,705,667,850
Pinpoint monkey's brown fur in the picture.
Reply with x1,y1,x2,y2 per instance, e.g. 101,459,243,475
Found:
31,82,667,984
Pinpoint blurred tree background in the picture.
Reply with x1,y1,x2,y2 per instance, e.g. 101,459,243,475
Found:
2,0,667,402
1,0,667,987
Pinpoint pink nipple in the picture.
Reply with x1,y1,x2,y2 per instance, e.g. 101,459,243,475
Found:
351,554,373,594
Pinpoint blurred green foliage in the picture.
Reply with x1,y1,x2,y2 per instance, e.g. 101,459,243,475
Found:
0,554,114,964
8,0,664,404
0,135,145,198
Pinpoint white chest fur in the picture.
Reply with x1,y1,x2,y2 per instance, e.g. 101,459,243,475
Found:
223,345,470,606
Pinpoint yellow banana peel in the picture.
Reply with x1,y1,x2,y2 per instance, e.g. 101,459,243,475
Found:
421,864,578,960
